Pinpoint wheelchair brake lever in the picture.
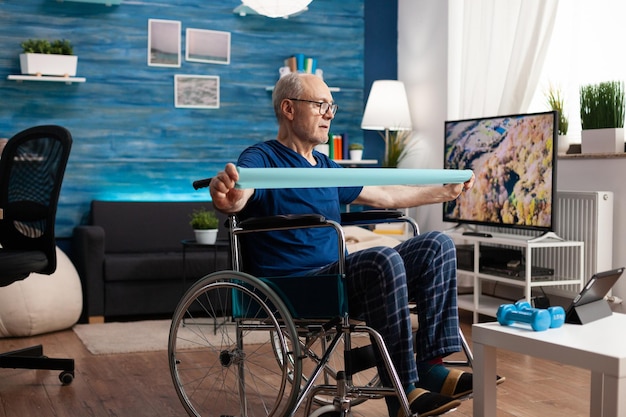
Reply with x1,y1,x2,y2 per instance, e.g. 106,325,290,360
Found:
322,316,342,332
302,316,343,351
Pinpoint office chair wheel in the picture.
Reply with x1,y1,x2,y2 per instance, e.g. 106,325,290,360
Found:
168,270,302,417
59,371,74,385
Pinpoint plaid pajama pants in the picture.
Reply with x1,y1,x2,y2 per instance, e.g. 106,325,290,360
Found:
312,230,460,386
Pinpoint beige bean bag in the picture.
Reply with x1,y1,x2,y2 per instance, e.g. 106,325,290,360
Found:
0,247,83,337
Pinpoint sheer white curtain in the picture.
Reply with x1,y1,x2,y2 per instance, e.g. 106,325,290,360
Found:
448,0,559,119
528,0,626,145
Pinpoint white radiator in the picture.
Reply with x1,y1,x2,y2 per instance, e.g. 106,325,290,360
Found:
484,190,614,296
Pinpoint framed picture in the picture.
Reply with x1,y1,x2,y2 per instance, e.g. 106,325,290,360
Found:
175,75,220,109
185,28,231,65
148,19,181,67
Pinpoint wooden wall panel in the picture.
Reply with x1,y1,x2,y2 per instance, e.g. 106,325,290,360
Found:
0,0,365,236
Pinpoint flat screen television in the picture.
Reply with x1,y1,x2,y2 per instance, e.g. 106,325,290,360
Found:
442,110,558,233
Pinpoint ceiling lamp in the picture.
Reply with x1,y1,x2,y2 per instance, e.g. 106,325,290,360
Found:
240,0,312,18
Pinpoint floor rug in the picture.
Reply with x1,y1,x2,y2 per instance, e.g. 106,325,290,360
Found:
73,320,178,355
73,319,269,355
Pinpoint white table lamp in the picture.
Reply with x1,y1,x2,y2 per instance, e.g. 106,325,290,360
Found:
361,80,413,166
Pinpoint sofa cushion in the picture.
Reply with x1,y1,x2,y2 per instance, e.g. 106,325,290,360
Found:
104,251,229,282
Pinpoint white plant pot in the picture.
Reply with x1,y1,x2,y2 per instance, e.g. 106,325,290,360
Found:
194,229,218,245
581,128,624,154
349,149,363,161
557,134,570,154
19,53,78,77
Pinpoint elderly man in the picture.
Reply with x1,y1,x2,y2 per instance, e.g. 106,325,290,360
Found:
210,72,475,417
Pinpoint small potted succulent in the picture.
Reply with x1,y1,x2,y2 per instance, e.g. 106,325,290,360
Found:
189,208,219,244
19,39,78,77
348,142,364,161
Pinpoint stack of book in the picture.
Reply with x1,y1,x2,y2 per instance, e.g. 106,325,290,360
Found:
285,54,317,74
328,133,348,160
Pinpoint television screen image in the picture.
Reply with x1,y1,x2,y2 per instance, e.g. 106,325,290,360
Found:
443,110,558,232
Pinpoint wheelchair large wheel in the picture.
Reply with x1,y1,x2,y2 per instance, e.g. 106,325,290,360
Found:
169,270,302,417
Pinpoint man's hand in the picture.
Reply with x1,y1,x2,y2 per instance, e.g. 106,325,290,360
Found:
444,172,475,201
462,172,475,192
210,163,251,213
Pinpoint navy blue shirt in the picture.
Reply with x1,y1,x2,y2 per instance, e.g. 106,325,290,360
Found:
237,140,362,276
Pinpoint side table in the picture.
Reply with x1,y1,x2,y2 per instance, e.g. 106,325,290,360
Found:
181,239,230,289
181,239,230,333
473,313,626,417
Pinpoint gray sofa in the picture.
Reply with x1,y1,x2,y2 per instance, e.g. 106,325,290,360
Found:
72,200,229,323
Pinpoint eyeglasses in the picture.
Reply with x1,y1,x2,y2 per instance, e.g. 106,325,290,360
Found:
288,98,338,115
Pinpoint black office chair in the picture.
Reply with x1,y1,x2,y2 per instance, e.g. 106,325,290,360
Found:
0,125,74,385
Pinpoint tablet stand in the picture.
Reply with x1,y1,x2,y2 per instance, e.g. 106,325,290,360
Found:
566,299,613,325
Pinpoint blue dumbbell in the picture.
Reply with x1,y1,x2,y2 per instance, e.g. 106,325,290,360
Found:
514,301,565,329
496,303,552,331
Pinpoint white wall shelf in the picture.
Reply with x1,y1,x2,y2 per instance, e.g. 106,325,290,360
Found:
7,75,86,84
447,229,585,323
333,159,378,166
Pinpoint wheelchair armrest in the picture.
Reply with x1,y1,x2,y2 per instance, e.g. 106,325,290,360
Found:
340,210,404,225
341,209,419,236
237,214,327,231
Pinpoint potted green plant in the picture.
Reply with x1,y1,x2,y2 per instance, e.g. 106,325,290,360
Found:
19,39,78,77
579,80,625,154
546,85,570,153
384,130,412,167
189,208,219,244
348,142,364,161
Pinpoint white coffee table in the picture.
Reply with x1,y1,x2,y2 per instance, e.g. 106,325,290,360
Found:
472,312,626,417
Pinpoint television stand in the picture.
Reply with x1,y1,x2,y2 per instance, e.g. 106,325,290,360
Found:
527,231,565,243
446,224,565,243
447,229,584,323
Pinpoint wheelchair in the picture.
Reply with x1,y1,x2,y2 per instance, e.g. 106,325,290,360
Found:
168,205,473,417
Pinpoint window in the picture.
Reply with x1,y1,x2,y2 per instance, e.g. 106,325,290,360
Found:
528,0,626,143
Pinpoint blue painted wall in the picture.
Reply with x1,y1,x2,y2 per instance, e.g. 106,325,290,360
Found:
0,0,370,237
363,1,398,161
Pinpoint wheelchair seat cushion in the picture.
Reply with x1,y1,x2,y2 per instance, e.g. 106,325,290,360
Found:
232,274,348,320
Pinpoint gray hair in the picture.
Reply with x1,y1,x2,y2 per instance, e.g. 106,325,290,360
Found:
272,73,304,121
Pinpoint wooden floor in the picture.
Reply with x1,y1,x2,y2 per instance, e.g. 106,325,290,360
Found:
0,307,615,417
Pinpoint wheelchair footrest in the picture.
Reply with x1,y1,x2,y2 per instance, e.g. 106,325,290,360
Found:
345,344,378,375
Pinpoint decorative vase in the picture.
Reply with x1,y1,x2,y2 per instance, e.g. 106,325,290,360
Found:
19,53,78,77
349,149,363,161
557,135,570,154
194,229,218,245
581,128,624,154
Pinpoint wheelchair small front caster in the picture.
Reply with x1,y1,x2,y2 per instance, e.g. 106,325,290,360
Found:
308,404,342,417
309,371,352,417
59,371,74,385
